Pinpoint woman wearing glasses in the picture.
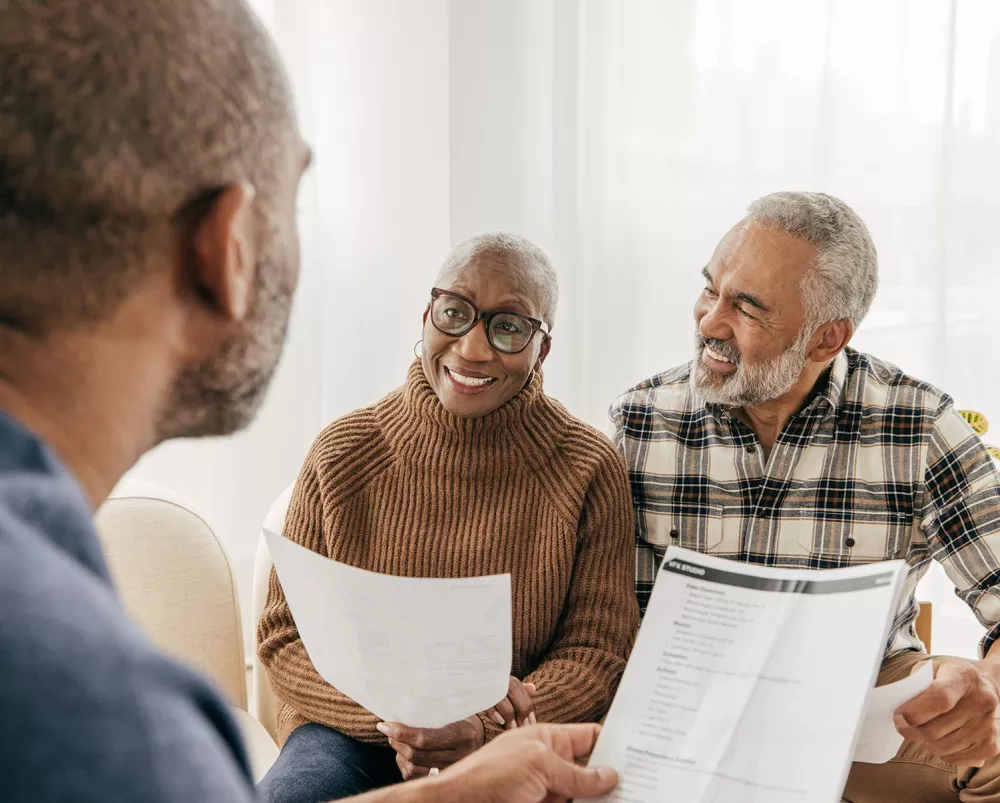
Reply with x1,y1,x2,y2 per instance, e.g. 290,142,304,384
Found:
257,233,639,803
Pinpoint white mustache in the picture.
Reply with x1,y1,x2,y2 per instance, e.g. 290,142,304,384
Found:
699,337,741,364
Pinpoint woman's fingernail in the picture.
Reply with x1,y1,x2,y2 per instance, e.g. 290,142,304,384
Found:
529,712,537,725
376,722,394,737
596,767,618,784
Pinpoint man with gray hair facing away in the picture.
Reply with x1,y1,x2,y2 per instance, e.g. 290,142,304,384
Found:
609,191,1000,801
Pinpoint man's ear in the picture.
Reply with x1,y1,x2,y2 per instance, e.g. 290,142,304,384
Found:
189,183,257,321
809,318,853,363
535,336,552,371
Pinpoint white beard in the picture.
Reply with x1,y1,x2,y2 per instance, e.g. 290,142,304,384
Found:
690,329,811,408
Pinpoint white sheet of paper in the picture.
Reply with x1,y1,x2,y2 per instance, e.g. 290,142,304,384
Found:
853,660,934,764
263,528,512,728
587,547,907,803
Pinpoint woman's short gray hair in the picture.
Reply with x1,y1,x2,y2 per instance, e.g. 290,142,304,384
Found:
746,192,878,329
436,232,559,328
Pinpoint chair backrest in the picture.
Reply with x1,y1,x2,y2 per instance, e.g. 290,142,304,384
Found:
251,483,295,740
94,482,247,709
916,601,932,652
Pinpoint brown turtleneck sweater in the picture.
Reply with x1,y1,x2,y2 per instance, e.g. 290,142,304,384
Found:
258,362,638,746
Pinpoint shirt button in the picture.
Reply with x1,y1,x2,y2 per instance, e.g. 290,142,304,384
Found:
670,529,679,539
845,537,856,548
745,444,756,453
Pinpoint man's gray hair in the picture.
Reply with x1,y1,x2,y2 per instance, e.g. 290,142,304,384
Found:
437,232,559,328
746,192,878,329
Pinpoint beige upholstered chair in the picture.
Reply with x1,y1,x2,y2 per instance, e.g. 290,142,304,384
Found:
916,601,933,652
230,706,280,783
252,483,295,741
95,482,248,708
95,481,279,779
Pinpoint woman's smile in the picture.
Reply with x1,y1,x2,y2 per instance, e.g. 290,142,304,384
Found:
444,365,497,395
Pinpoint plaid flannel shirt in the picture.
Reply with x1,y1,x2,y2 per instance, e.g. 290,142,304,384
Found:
607,348,1000,659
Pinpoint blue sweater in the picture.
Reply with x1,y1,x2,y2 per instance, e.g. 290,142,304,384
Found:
0,410,255,801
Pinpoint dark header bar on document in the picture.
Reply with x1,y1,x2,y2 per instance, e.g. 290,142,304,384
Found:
661,558,895,594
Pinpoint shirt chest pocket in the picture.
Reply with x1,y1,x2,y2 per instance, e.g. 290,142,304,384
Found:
794,496,915,560
642,504,731,553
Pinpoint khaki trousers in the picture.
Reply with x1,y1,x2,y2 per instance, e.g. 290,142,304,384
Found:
843,651,1000,802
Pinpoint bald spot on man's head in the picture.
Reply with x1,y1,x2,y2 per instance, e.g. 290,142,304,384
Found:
0,0,299,329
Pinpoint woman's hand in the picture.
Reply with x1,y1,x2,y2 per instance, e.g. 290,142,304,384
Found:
378,716,486,780
484,677,537,730
377,676,537,780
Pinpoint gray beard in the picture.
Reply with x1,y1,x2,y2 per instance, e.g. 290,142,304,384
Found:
690,329,811,408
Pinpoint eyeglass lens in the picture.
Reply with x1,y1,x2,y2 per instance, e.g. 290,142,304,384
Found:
430,293,534,354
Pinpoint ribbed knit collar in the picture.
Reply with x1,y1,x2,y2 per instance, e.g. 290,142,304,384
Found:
380,360,565,466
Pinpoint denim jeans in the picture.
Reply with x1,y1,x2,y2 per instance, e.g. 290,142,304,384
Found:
257,723,400,803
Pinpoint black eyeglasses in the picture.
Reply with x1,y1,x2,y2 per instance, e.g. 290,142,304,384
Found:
429,288,551,355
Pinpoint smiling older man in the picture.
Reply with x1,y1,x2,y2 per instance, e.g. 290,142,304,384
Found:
608,191,1000,802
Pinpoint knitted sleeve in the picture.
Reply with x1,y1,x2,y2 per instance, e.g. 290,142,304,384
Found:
256,438,383,745
506,446,639,736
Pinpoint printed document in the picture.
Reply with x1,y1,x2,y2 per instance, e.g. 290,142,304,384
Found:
263,528,512,728
588,547,908,803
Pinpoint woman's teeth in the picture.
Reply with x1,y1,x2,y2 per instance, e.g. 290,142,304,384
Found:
447,368,496,387
704,345,734,364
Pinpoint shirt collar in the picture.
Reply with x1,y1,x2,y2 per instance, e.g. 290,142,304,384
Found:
813,350,849,412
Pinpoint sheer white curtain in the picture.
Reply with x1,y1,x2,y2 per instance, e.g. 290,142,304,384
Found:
574,0,1000,423
127,0,1000,655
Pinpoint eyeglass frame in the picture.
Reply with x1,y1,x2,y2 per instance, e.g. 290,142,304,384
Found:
428,288,551,355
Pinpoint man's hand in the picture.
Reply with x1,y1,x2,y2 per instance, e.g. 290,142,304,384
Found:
429,723,617,803
378,716,485,780
894,657,1000,766
484,676,537,730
